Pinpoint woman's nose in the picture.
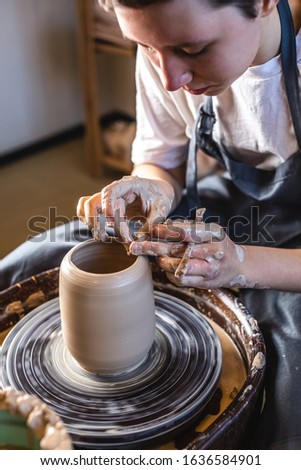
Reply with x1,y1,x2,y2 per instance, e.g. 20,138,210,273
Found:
159,54,193,92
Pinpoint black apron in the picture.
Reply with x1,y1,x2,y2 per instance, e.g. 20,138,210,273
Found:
176,0,301,449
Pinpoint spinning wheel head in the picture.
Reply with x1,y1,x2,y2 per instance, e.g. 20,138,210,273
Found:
1,291,222,449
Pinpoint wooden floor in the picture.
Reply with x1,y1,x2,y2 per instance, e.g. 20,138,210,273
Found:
0,137,123,259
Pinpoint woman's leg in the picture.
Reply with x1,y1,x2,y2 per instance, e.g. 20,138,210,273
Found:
239,288,301,449
0,220,92,291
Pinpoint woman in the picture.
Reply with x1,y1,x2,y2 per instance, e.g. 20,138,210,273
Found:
77,0,301,449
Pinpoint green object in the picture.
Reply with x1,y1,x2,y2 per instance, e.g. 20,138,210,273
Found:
0,410,41,450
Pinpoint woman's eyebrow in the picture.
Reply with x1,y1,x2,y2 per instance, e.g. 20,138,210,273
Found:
123,35,208,49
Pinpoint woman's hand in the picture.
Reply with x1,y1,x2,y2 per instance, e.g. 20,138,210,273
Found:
129,219,247,289
76,175,176,242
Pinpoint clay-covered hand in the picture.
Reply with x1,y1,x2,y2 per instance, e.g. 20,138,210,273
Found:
129,220,246,289
76,175,175,242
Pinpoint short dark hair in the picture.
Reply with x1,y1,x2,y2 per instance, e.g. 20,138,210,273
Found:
101,0,260,18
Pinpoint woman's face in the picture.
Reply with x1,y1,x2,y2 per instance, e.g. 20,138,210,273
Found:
115,0,277,95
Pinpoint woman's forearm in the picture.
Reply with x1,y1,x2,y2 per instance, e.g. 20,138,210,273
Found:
241,245,301,292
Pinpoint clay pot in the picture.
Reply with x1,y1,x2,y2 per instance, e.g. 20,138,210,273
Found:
59,239,156,375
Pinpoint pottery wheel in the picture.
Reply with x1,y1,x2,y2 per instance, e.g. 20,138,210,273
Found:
1,291,222,449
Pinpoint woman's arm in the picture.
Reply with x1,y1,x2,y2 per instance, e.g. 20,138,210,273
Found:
130,221,301,293
239,245,301,292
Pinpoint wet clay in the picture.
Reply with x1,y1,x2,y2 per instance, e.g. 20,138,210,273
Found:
59,239,156,375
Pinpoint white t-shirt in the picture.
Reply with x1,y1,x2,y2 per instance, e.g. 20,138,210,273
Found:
131,30,301,174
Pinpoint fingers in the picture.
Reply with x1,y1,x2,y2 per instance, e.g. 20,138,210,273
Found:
166,272,210,288
77,195,107,241
76,181,133,241
76,194,102,229
77,176,176,243
130,239,224,260
77,178,137,228
101,176,169,219
101,177,136,220
174,243,194,277
130,240,186,257
76,195,89,222
130,221,226,257
130,238,224,282
113,205,133,243
150,221,225,243
159,252,224,289
157,253,221,278
103,177,174,242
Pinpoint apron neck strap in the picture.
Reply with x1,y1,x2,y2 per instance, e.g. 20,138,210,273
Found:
278,0,301,149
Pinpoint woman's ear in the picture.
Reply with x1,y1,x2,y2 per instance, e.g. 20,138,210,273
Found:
259,0,280,18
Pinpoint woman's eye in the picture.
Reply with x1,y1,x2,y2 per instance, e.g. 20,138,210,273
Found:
182,48,206,57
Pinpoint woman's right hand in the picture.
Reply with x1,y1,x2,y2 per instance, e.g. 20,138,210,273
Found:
76,175,176,242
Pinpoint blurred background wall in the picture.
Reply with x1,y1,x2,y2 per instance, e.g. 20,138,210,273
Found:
0,0,135,158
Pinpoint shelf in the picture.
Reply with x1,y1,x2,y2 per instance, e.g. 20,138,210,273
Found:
76,0,136,177
94,40,136,56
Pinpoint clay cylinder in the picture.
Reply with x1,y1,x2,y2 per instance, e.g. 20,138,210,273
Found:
59,239,156,374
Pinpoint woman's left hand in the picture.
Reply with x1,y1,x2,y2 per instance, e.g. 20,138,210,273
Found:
129,219,246,289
